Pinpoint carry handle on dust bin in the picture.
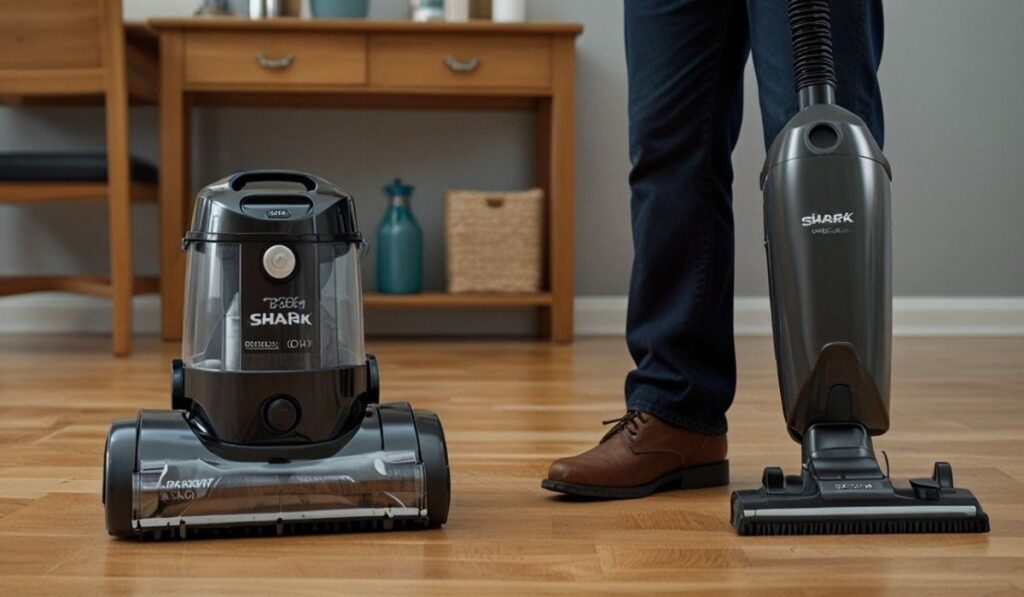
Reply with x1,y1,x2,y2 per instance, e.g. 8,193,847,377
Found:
230,170,318,192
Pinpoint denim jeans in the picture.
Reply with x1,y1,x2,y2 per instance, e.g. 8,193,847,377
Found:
623,0,885,434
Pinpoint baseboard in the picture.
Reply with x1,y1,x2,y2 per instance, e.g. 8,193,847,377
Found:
0,293,1021,337
575,296,1024,337
0,293,161,334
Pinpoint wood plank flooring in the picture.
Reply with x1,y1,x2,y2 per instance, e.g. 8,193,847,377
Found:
0,334,1020,595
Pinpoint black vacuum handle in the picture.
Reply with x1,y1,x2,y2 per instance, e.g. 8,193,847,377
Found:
788,0,837,108
229,170,318,192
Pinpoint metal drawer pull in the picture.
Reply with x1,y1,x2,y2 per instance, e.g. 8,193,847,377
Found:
443,55,480,73
256,52,295,70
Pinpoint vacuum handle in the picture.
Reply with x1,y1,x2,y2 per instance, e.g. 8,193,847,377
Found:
229,170,318,192
788,0,837,108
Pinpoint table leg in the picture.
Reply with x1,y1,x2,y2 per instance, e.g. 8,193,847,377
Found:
535,97,552,340
547,37,576,343
159,31,188,342
105,11,132,356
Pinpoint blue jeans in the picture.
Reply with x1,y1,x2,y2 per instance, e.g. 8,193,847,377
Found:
623,0,885,434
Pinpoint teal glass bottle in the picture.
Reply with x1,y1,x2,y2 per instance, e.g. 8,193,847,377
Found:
376,178,423,294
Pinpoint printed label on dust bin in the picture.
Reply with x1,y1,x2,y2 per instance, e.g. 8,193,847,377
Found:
241,245,319,363
245,296,313,352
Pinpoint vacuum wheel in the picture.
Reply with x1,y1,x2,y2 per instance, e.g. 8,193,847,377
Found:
414,410,451,527
171,359,186,410
103,418,137,537
365,354,380,405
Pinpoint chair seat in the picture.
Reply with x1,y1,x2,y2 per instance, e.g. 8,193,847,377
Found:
0,152,158,184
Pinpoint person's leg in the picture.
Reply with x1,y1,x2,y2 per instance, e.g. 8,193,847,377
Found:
747,0,884,148
543,0,750,499
622,0,751,435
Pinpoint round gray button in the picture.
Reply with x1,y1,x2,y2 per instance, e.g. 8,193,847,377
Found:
262,244,296,279
263,396,299,433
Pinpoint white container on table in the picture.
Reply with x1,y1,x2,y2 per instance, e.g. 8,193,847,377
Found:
445,0,470,21
492,0,526,23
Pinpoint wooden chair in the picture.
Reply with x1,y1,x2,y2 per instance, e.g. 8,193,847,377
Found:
0,0,158,355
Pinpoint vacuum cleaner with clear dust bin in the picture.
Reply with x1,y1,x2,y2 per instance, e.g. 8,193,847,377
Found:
103,170,451,539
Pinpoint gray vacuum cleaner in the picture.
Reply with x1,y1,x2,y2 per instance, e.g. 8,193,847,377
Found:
103,171,450,539
730,0,989,535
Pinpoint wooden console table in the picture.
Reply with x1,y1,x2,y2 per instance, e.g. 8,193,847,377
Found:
150,18,582,342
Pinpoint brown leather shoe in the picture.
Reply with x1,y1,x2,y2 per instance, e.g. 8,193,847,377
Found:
541,410,728,499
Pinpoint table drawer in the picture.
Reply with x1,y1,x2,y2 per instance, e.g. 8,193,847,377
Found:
369,34,551,90
184,32,366,88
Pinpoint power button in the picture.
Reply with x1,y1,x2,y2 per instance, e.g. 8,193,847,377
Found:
262,244,296,280
263,396,300,433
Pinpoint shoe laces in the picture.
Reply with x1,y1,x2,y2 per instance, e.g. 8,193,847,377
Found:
600,410,648,443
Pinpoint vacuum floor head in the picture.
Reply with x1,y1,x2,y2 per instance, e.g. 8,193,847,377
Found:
105,403,450,540
730,425,989,536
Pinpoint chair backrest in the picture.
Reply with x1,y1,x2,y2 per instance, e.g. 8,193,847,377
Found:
0,0,122,95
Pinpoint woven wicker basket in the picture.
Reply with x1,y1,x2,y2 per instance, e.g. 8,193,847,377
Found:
445,188,544,293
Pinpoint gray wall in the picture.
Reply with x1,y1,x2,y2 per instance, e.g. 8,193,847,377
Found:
1,0,1022,301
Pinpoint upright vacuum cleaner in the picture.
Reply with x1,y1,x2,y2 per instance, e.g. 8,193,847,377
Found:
103,171,450,539
730,1,989,535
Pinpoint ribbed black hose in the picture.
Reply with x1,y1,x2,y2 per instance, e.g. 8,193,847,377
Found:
788,0,837,92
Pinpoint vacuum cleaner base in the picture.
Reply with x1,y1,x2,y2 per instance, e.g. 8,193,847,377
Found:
730,424,989,536
103,402,450,540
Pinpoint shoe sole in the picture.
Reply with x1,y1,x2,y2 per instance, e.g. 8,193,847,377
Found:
540,460,729,499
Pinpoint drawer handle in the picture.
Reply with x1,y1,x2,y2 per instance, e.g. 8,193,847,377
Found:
256,52,295,70
443,55,480,73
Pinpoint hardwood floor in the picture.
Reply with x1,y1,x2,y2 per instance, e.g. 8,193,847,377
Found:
0,334,1021,595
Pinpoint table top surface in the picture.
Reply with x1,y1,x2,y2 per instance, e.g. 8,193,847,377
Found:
139,17,582,35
